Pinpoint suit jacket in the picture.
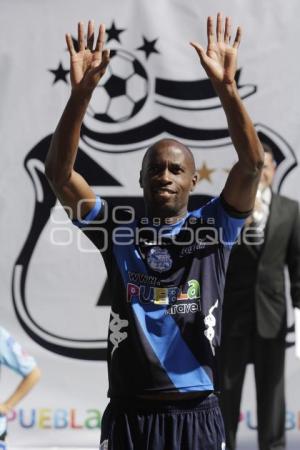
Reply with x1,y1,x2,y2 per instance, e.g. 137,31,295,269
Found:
222,193,300,338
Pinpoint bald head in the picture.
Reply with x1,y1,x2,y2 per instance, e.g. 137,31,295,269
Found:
142,139,196,173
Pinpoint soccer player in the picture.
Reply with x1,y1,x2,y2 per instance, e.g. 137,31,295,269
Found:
45,14,264,450
0,326,41,444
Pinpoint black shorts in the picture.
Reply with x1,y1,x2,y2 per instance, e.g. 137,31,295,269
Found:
100,394,225,450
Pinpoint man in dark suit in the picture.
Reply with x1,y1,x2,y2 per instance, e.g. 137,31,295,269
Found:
219,144,300,450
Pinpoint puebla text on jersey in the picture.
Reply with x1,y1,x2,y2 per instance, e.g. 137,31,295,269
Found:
73,195,246,397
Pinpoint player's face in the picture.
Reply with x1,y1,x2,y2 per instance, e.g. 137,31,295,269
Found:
260,152,276,189
140,141,197,219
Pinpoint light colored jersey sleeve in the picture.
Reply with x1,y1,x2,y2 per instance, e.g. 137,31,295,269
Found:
0,327,37,377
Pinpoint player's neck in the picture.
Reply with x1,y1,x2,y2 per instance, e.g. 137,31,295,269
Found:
145,207,188,225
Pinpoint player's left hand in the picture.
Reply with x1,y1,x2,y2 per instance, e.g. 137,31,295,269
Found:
190,13,241,86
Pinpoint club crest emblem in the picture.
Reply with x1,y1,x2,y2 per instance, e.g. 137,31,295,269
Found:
147,246,173,272
11,19,297,361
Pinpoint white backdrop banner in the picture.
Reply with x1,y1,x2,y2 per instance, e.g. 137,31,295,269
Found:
1,0,300,447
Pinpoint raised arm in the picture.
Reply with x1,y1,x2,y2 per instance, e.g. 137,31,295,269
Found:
191,14,264,212
45,21,110,219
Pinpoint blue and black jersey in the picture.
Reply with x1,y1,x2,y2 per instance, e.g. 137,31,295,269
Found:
73,195,246,398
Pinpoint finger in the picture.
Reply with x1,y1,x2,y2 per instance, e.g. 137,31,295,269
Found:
66,33,76,56
102,48,110,62
90,50,110,85
99,49,110,72
190,42,208,65
207,16,214,46
216,12,223,43
78,22,85,51
95,24,106,52
91,48,110,70
87,20,94,50
224,16,232,44
233,26,242,49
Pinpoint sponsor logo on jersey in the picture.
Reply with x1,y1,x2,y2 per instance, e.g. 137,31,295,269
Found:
128,271,157,285
179,241,207,256
127,279,200,307
166,302,200,315
109,311,129,355
204,299,219,355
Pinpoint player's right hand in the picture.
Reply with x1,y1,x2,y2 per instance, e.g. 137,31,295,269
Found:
66,21,110,94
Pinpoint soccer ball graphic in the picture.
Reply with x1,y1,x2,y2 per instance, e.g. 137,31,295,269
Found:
88,49,149,123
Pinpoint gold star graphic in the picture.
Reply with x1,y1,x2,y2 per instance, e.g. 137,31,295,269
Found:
197,162,216,183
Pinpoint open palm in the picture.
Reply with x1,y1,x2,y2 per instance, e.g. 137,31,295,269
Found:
66,21,110,92
191,14,241,85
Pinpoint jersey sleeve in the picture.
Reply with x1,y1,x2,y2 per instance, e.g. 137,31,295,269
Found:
72,196,136,254
72,196,110,252
195,194,249,246
0,327,37,377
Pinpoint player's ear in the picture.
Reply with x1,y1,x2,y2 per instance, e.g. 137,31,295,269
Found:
190,172,198,192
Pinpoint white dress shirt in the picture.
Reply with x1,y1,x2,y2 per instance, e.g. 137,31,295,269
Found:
251,186,272,232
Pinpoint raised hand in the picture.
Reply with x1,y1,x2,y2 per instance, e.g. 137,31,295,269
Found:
66,21,110,93
191,13,241,86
